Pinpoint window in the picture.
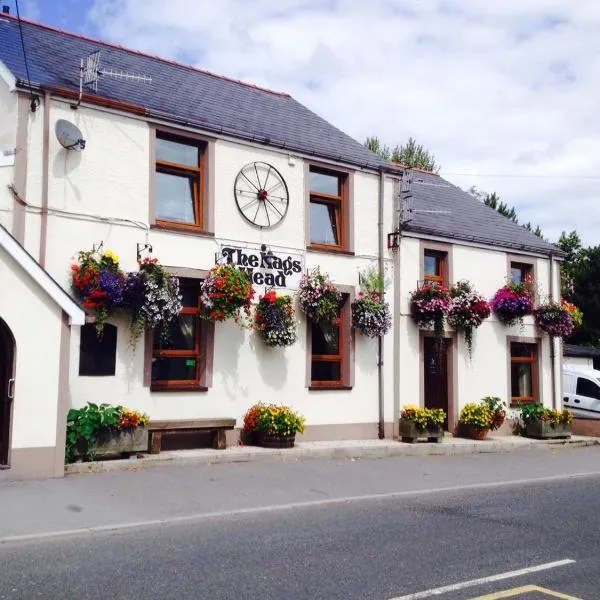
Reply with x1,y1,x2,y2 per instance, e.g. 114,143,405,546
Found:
423,250,447,286
79,324,117,376
155,133,205,230
576,378,600,400
309,167,347,249
151,279,203,389
310,296,351,388
510,262,532,284
510,343,538,404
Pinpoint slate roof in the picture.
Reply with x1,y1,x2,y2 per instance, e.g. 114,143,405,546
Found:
403,170,562,256
564,344,600,358
0,14,389,170
0,15,561,257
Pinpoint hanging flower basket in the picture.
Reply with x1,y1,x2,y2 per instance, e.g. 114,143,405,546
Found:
199,263,254,324
447,280,490,356
124,257,183,346
254,290,297,347
71,249,126,335
490,281,534,327
534,301,575,338
297,267,342,324
409,283,451,344
561,300,583,328
351,266,391,338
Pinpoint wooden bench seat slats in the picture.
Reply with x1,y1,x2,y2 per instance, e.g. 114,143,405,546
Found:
148,418,235,431
147,418,236,453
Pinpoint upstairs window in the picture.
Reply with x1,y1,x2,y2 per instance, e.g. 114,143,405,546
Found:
510,262,532,285
423,250,447,286
155,133,205,230
309,167,347,250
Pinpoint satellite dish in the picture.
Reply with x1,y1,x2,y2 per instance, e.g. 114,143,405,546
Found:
55,119,86,150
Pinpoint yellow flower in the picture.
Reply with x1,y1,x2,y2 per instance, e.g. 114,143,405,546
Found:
104,250,119,264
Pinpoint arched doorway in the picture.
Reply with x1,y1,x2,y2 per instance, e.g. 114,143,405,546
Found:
0,317,15,468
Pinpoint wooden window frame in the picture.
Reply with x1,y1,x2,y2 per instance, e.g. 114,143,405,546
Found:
147,274,213,392
510,261,533,285
509,341,539,406
152,129,208,234
308,293,354,390
307,165,351,253
423,250,448,286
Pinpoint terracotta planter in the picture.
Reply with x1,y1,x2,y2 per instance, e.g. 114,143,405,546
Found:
399,418,443,443
525,421,571,439
72,427,149,461
258,432,296,449
458,424,489,440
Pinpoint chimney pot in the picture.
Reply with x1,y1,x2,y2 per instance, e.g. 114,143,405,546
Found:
2,6,9,14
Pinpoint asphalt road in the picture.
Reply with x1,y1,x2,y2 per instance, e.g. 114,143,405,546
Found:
1,470,599,599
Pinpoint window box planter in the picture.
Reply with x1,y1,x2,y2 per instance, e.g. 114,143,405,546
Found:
71,427,149,461
399,418,443,443
524,421,571,439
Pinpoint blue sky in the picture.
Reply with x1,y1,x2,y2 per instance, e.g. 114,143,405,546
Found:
9,0,600,244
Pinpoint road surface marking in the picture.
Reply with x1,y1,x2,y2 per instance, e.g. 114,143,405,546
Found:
387,559,576,600
470,584,582,599
2,471,600,544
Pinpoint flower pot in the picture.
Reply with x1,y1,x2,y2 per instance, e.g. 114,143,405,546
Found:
525,421,571,439
458,424,489,440
72,427,149,461
258,432,296,449
399,418,443,443
240,429,261,446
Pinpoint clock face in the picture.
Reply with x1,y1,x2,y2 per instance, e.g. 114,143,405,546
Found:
234,162,289,228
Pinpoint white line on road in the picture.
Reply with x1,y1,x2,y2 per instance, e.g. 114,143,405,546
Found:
2,471,600,545
387,559,576,600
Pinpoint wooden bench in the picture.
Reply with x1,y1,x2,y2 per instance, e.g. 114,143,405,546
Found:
147,418,236,454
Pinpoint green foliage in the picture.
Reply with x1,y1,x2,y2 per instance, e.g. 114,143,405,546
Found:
364,135,440,172
359,265,389,295
364,136,391,161
400,406,446,431
244,403,306,436
459,397,506,431
520,404,573,426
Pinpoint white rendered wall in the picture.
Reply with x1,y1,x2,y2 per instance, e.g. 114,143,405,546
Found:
0,76,16,232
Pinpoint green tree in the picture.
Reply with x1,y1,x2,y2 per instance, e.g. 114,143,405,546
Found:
365,135,440,172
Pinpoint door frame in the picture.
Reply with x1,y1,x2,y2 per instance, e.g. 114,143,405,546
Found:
420,332,457,431
0,317,15,467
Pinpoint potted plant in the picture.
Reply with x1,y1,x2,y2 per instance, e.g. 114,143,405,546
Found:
399,405,446,443
409,283,451,345
199,263,255,325
457,396,505,440
254,290,297,347
71,249,126,335
124,257,183,346
351,266,392,338
534,301,575,338
243,402,306,448
447,280,490,356
520,404,573,439
490,280,535,327
66,402,150,463
297,267,341,323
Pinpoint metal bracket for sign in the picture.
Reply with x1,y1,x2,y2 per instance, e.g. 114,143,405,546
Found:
91,241,104,254
136,242,153,261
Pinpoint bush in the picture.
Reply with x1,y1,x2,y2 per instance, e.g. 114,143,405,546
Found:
243,403,306,436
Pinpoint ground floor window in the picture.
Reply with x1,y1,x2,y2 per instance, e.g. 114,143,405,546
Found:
510,342,538,404
79,323,117,376
151,278,205,390
309,295,352,388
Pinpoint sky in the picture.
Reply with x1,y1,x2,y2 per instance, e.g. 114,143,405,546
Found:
12,0,600,246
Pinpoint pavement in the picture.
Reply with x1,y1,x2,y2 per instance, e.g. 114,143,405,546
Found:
65,433,600,475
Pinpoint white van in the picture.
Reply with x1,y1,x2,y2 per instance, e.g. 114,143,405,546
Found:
563,366,600,419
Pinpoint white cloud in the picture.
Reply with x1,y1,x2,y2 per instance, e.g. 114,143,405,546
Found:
87,0,600,244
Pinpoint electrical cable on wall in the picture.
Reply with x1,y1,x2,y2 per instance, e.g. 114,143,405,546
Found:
14,0,38,111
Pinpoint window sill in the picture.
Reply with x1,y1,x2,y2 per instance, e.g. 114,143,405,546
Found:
151,223,214,238
151,385,209,393
309,385,353,391
510,400,537,407
307,245,354,257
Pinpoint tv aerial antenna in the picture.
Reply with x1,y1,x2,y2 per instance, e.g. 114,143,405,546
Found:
75,50,152,107
397,171,452,227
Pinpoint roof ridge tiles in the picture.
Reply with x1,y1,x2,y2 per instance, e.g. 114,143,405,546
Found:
1,12,290,98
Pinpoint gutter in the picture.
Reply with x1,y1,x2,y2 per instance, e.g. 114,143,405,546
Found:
39,90,50,268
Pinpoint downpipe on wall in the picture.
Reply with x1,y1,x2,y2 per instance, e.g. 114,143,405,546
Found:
550,254,559,410
378,168,385,439
39,91,51,268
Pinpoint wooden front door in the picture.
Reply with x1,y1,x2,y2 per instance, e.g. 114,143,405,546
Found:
424,337,449,429
0,318,15,467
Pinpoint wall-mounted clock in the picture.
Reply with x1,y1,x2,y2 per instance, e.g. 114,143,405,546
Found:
234,161,289,228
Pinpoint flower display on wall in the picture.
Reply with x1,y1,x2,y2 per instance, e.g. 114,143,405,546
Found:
297,267,342,323
71,249,125,335
561,300,583,328
490,279,535,327
254,290,297,347
124,257,183,345
534,301,575,338
351,266,392,338
447,280,491,356
409,283,451,345
199,263,254,324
